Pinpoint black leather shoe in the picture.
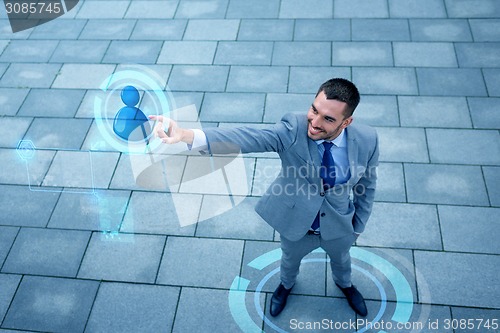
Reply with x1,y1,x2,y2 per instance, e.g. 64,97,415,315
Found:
270,283,292,317
336,283,368,317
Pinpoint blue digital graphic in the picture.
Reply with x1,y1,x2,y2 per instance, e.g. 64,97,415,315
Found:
113,85,151,143
94,65,171,154
229,248,422,333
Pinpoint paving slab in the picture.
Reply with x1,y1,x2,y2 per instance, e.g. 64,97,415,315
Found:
0,40,58,63
416,68,487,97
0,227,18,268
273,42,331,66
175,0,228,19
439,206,500,254
120,191,198,235
79,19,136,40
1,227,90,277
451,307,500,332
23,118,92,149
0,88,28,116
18,89,85,118
334,0,388,18
375,162,406,202
184,19,239,40
52,64,116,89
43,150,119,189
0,274,22,324
214,41,273,66
469,19,500,42
75,89,124,119
0,117,32,148
201,92,264,122
352,19,410,41
227,66,288,93
86,282,180,333
426,129,500,165
351,95,399,127
445,0,500,18
29,19,86,40
0,63,6,78
125,0,178,19
415,251,500,308
0,19,32,39
288,67,351,94
0,148,55,186
280,0,333,18
196,196,274,240
80,121,117,151
173,287,264,333
50,40,109,63
332,42,393,67
226,0,280,18
237,19,293,41
483,69,500,97
168,65,229,92
48,189,130,232
109,153,185,192
409,19,473,41
263,93,311,123
76,0,129,19
405,163,489,206
239,240,282,293
361,300,452,333
158,41,217,65
0,63,61,88
78,233,165,283
157,236,243,288
456,43,500,68
102,40,163,64
2,276,99,332
353,67,418,95
483,166,500,207
294,19,350,41
468,97,500,129
376,127,429,163
399,96,472,128
131,19,187,40
389,0,447,18
359,202,442,250
394,42,457,67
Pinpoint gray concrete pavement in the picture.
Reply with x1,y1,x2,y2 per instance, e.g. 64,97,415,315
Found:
0,0,499,332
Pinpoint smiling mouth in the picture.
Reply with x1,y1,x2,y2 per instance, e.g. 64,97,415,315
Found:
308,123,324,135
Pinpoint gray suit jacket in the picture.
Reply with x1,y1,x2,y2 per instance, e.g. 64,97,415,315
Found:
203,113,379,241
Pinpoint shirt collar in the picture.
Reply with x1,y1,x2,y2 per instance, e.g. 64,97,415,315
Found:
315,129,346,148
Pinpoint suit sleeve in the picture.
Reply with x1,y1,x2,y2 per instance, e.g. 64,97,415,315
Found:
352,131,379,234
202,113,299,155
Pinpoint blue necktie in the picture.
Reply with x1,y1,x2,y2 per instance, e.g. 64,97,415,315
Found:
311,142,336,230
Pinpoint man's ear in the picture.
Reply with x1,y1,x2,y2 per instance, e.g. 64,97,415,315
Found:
342,116,353,128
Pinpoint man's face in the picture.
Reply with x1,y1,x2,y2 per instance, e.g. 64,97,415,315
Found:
307,91,353,141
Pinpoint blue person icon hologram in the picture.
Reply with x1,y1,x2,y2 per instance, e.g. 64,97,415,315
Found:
113,85,152,145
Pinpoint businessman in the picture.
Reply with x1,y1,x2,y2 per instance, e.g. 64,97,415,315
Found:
150,78,379,317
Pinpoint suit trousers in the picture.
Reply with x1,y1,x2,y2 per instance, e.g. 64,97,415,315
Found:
280,232,357,290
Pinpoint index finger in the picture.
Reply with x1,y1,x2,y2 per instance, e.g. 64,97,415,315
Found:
148,115,164,121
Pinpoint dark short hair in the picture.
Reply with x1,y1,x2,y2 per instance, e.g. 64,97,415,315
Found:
316,78,360,118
